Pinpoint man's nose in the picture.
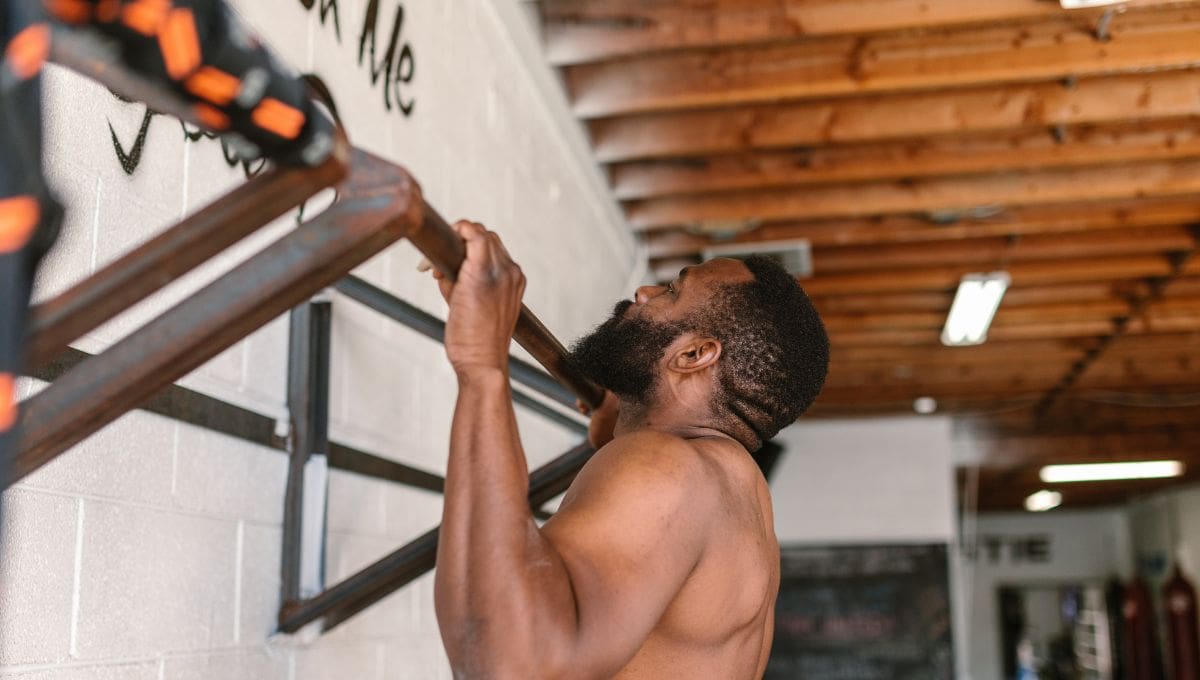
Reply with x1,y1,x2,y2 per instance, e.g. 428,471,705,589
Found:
635,285,666,304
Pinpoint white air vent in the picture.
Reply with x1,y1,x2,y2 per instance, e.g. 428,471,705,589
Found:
1059,0,1124,8
702,240,813,278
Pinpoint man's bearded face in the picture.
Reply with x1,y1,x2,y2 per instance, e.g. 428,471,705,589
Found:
569,300,686,403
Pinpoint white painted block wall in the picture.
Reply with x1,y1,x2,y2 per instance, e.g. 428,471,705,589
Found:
1,1,639,678
958,510,1133,680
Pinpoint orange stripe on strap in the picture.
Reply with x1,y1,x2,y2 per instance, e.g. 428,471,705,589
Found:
252,97,306,140
5,24,50,81
193,103,229,130
184,66,240,105
43,0,92,23
0,196,40,253
122,0,169,36
0,373,15,432
159,7,201,79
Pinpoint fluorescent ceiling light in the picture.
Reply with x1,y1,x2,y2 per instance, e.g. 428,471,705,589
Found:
941,273,1010,346
1025,490,1063,512
1039,460,1185,483
1059,0,1125,8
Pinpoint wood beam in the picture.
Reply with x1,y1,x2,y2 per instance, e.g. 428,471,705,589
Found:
540,0,1198,66
628,158,1200,229
591,70,1200,162
974,473,1200,511
820,298,1147,334
643,197,1200,256
967,431,1200,468
830,338,1097,365
812,280,1188,315
650,222,1198,279
612,120,1200,200
819,370,1200,405
568,7,1200,118
813,225,1192,274
789,255,1175,295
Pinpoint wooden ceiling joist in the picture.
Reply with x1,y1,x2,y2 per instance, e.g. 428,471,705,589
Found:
810,225,1194,275
968,430,1200,468
591,70,1200,162
643,197,1200,257
612,119,1200,201
812,280,1181,315
829,338,1097,364
541,0,1198,66
629,157,1200,229
568,7,1200,118
801,254,1178,295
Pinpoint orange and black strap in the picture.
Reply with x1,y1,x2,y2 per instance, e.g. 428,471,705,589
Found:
40,0,336,167
1,0,65,474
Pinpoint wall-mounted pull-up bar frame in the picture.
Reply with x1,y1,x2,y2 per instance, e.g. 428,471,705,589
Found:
3,0,605,641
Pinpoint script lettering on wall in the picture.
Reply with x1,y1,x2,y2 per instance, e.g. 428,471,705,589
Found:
358,0,416,116
297,0,341,40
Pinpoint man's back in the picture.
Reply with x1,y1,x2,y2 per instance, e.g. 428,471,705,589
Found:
544,434,781,679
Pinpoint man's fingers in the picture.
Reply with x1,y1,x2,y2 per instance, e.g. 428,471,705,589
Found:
417,257,433,273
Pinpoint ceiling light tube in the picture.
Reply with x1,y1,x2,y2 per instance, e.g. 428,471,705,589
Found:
941,272,1010,346
1025,490,1063,512
1039,460,1185,483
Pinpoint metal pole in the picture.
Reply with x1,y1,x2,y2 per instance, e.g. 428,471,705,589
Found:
334,275,579,410
277,442,594,634
8,148,423,485
405,210,605,410
25,153,347,367
281,297,332,605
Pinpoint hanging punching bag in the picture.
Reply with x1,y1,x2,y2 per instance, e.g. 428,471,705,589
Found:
1163,565,1200,680
1123,577,1164,680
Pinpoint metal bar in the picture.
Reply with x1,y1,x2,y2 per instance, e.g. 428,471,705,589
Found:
25,155,347,368
281,298,332,604
277,442,594,634
334,275,580,410
8,147,424,485
404,210,605,410
511,389,587,436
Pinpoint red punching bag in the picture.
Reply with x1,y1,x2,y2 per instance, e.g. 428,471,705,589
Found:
1123,577,1164,680
1164,565,1200,680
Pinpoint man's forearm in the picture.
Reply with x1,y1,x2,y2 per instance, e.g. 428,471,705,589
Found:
434,367,575,676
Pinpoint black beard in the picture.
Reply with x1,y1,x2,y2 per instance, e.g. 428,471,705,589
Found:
569,300,685,403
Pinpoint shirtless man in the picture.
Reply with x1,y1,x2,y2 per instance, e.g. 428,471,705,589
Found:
430,221,828,679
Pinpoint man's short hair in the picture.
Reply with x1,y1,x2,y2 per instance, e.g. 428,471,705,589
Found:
701,256,829,449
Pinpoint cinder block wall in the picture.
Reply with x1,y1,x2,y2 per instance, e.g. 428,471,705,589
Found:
1,1,640,678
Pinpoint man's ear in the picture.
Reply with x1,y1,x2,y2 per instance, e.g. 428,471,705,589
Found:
667,334,722,373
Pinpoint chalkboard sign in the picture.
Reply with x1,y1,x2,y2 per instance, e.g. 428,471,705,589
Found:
767,543,954,680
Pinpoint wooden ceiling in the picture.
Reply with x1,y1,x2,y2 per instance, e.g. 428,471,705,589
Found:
535,0,1200,511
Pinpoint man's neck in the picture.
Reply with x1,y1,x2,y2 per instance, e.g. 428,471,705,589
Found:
614,399,743,447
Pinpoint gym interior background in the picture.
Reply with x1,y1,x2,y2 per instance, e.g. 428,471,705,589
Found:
3,1,1200,678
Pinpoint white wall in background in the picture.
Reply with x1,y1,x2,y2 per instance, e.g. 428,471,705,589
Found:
769,415,963,674
960,509,1133,680
770,416,957,545
1,2,637,678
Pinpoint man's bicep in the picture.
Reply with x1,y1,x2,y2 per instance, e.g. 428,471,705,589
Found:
540,437,714,676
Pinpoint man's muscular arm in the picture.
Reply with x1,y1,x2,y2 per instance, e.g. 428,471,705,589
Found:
431,222,718,679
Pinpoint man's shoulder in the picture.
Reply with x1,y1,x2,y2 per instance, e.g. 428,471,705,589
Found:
567,431,722,508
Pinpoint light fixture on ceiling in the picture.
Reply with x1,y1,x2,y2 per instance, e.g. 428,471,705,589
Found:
913,397,938,415
1025,490,1063,512
1039,460,1186,483
941,272,1010,346
1059,0,1125,8
702,239,814,278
